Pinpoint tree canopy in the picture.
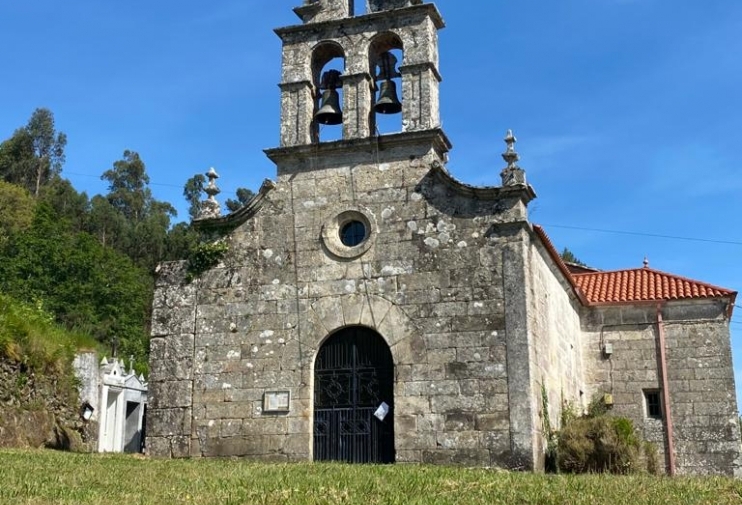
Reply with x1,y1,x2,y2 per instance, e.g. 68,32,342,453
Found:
0,108,67,196
0,109,206,372
225,187,256,213
0,108,258,372
560,248,587,267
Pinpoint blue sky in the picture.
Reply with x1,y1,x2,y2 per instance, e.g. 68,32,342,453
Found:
2,1,742,406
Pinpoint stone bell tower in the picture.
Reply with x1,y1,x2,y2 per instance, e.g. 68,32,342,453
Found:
269,0,447,157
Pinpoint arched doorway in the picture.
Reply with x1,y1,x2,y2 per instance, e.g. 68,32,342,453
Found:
313,326,395,463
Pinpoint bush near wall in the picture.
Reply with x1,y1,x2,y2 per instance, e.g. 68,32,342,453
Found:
557,408,659,475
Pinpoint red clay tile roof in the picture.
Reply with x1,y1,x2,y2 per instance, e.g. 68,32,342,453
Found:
572,268,735,304
532,224,737,308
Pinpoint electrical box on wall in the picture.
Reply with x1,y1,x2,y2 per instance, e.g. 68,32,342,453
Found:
603,393,614,406
602,343,614,358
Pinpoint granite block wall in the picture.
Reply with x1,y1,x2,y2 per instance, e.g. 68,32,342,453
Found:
147,133,537,467
582,301,742,476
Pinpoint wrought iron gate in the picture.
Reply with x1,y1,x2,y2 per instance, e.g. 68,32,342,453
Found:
314,327,395,464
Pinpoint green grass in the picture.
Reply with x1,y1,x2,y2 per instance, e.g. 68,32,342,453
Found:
0,450,740,505
0,294,98,373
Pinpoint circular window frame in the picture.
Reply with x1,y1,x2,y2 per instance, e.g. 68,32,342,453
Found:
321,207,377,260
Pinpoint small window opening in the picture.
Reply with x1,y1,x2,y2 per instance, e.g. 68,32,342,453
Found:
644,390,662,419
340,220,366,247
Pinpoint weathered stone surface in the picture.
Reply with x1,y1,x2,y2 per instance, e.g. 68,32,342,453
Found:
145,0,741,478
148,381,192,409
583,306,742,476
148,408,192,438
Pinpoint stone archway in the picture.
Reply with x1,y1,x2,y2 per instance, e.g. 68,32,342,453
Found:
306,294,426,367
313,326,395,463
303,294,428,463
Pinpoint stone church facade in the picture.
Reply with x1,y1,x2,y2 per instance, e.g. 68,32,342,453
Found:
147,0,742,476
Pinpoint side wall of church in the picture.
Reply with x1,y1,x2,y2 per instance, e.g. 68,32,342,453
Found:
525,237,585,469
582,301,742,476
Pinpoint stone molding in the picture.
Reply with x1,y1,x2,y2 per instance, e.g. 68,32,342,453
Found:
192,179,276,231
304,294,426,367
265,128,452,166
277,3,445,39
428,161,536,204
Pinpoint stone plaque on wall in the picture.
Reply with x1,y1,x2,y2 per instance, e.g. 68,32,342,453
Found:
263,391,291,413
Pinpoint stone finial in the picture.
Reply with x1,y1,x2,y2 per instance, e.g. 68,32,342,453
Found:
368,0,422,12
500,130,527,187
198,168,222,220
643,257,650,268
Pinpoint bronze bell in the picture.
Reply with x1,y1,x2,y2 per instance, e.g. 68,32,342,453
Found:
374,79,402,115
315,70,344,126
315,88,343,125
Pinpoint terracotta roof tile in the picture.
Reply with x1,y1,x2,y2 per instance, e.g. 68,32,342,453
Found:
572,267,735,304
532,224,737,311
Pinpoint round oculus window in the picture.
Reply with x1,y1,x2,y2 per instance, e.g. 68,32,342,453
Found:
320,206,377,260
340,220,367,247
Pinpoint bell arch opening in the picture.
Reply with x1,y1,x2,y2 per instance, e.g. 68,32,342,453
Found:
313,326,395,464
369,32,404,136
312,42,346,143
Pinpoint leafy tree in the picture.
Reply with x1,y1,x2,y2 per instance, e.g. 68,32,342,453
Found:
560,247,587,267
0,203,151,367
0,108,67,196
225,187,255,213
38,177,89,233
101,151,176,271
102,150,153,223
87,195,127,249
0,180,35,246
164,222,200,262
0,128,34,189
183,174,206,220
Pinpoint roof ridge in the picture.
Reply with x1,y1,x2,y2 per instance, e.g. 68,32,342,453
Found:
531,224,589,305
534,225,736,312
572,266,735,295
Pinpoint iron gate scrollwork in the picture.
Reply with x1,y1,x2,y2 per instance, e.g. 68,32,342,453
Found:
314,327,395,464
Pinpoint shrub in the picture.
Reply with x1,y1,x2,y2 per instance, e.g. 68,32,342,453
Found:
186,240,229,281
643,441,660,475
557,414,658,475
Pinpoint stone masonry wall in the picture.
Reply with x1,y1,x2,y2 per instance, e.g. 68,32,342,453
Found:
582,301,742,476
581,309,668,470
147,136,538,467
525,235,584,469
662,303,742,476
147,265,197,458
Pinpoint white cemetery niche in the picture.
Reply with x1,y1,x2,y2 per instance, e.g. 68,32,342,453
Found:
97,358,148,453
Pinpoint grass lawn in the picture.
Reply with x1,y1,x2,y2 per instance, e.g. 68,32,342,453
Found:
0,450,740,505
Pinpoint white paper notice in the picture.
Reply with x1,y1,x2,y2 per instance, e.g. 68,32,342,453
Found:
374,402,390,421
